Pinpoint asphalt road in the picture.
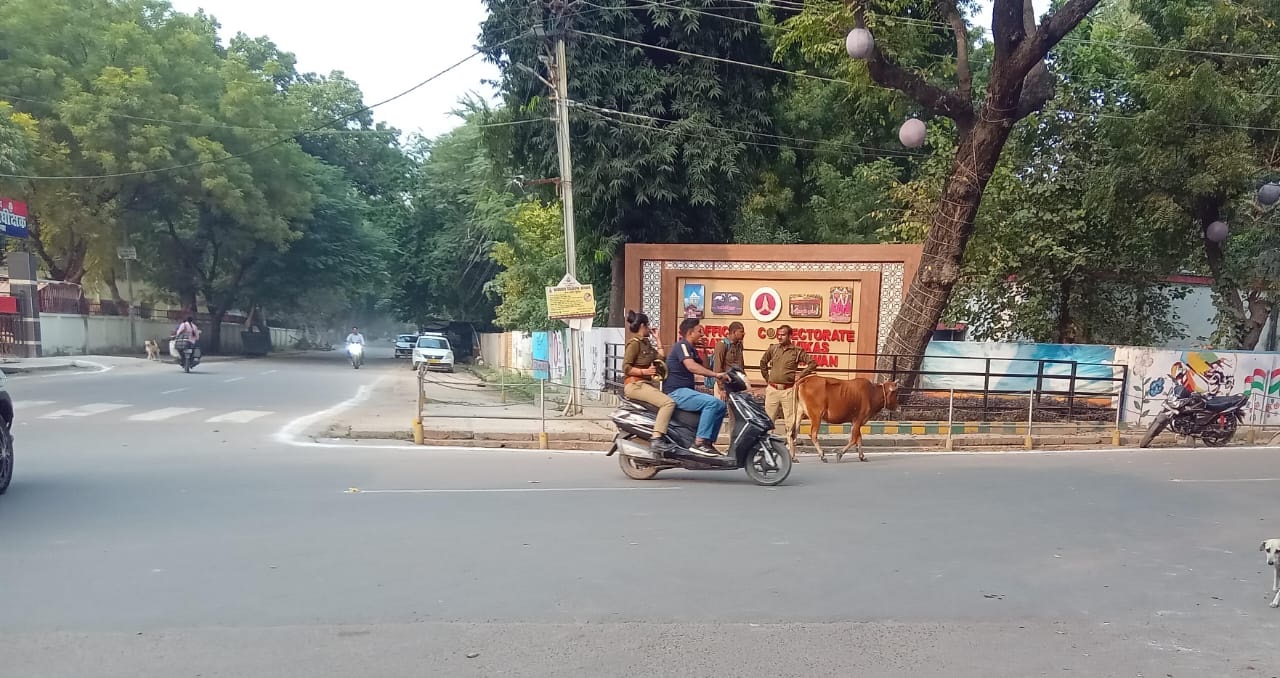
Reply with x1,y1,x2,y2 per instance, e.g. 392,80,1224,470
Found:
2,349,1279,677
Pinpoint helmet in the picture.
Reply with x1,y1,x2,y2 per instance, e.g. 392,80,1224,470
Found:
652,360,668,382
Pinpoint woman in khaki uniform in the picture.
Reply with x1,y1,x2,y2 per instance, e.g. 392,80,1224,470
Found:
622,310,675,455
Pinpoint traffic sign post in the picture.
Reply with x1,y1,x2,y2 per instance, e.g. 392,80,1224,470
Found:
545,275,594,415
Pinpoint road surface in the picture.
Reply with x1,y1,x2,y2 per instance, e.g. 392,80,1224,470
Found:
2,349,1278,677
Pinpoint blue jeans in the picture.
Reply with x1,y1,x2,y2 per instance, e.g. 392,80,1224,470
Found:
667,387,727,442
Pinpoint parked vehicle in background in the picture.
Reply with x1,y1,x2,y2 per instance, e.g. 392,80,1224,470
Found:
1139,384,1249,448
413,333,454,372
394,334,417,360
0,371,14,495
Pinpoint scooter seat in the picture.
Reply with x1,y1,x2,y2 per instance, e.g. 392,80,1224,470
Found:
625,399,702,428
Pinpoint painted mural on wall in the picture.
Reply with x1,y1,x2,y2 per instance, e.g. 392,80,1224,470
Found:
1114,346,1279,426
919,341,1121,395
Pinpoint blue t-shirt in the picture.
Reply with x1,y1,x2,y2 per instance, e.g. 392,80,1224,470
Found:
663,339,702,393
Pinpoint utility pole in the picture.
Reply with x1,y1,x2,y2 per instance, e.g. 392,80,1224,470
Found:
548,32,584,416
123,223,136,348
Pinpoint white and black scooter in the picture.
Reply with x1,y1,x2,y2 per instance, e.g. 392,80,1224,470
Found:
347,343,364,369
608,370,792,486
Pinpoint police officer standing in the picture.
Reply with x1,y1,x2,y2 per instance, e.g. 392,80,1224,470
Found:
759,324,815,449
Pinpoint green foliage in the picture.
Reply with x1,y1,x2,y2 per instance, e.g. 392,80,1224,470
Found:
487,200,565,331
0,0,407,348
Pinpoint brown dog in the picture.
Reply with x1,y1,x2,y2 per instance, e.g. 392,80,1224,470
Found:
144,340,160,361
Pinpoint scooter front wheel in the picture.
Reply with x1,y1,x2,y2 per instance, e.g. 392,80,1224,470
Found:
744,438,792,486
618,453,660,480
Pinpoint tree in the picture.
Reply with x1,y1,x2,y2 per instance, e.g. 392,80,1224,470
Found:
1094,0,1280,349
481,0,785,325
387,105,515,327
487,200,565,331
782,0,1102,380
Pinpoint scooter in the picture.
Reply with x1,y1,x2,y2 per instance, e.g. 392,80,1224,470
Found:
1139,384,1249,448
607,370,793,486
169,336,201,373
347,343,364,369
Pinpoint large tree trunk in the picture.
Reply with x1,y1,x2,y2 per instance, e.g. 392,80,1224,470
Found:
877,120,1014,384
1055,277,1077,344
1202,222,1271,350
205,305,226,354
608,254,625,327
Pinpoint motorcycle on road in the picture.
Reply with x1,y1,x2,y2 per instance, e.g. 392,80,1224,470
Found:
170,337,201,373
1139,384,1249,448
608,369,792,486
347,342,364,369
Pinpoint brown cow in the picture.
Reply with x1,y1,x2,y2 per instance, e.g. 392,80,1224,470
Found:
795,376,900,463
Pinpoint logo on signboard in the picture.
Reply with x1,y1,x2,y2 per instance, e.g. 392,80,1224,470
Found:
788,294,822,319
749,287,781,322
829,286,853,323
0,197,29,238
710,291,743,316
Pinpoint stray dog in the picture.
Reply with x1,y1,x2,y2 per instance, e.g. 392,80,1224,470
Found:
1262,539,1280,608
144,340,160,361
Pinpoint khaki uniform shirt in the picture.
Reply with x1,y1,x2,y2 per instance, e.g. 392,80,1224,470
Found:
622,338,660,382
760,343,815,385
712,339,745,372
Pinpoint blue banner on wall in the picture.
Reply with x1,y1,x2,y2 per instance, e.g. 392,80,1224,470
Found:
532,331,550,381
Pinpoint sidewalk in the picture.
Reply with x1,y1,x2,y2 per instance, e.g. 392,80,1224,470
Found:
322,367,1243,452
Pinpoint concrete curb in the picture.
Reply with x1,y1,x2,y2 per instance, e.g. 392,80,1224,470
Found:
329,428,1154,452
0,359,106,375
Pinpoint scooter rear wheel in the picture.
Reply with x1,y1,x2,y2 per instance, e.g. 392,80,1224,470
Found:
618,454,660,480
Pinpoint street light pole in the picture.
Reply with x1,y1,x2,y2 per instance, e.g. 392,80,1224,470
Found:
123,223,135,348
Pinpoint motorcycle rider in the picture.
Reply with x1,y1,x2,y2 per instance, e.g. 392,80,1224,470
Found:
621,310,676,456
664,317,729,457
175,316,201,344
345,327,365,346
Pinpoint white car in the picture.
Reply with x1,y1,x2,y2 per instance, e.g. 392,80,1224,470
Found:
413,334,454,372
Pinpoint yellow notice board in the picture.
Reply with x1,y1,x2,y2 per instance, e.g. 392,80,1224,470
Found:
545,284,596,319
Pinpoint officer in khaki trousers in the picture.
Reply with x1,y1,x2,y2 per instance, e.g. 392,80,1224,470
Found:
759,324,815,457
621,310,675,456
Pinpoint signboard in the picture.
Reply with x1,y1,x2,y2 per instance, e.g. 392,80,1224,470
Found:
117,246,138,261
545,282,596,319
531,331,550,381
686,277,862,369
0,197,29,238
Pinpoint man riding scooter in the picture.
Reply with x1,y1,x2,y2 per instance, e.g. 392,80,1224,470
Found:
663,318,730,457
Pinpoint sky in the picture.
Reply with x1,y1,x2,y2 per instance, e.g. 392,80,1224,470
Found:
168,0,1053,141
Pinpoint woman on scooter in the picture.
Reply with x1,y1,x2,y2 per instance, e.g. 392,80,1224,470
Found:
621,311,676,456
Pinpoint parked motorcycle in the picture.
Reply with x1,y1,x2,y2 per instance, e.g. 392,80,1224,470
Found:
1139,384,1249,448
170,337,201,373
347,342,364,369
607,370,792,486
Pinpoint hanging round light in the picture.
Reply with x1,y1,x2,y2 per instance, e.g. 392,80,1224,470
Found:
845,28,874,60
899,118,926,148
1258,182,1280,207
1206,220,1230,243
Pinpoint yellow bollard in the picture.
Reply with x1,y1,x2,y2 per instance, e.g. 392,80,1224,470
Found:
1112,428,1122,447
412,417,424,445
538,432,549,449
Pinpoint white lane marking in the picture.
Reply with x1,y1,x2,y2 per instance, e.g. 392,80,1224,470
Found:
1169,478,1280,483
346,487,681,494
16,400,56,408
224,377,246,383
40,403,131,419
161,388,188,395
262,369,278,375
275,378,386,446
129,407,203,422
206,410,273,423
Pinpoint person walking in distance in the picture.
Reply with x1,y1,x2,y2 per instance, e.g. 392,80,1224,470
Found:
621,311,676,456
759,325,815,456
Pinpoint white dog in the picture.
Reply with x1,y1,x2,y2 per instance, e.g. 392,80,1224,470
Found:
1262,538,1280,608
144,339,160,361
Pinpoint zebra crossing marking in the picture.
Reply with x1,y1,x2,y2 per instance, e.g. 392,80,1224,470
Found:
129,407,204,422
